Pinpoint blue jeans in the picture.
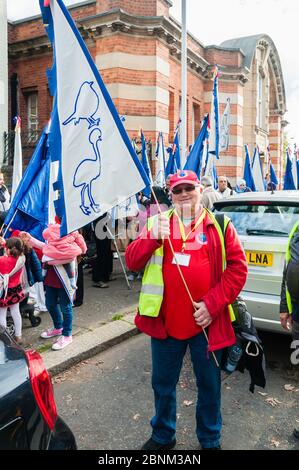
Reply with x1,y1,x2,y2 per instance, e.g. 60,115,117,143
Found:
45,286,73,337
150,333,222,449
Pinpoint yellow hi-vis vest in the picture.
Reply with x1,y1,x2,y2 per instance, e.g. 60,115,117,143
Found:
138,208,235,321
285,220,299,314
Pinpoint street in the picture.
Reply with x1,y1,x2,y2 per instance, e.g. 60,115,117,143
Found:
53,330,299,450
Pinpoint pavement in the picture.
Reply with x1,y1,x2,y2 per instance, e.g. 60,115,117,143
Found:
20,255,141,376
53,333,299,450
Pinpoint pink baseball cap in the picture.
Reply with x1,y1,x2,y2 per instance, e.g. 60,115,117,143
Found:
169,170,200,191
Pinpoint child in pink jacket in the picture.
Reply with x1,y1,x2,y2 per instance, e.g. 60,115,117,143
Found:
29,223,87,288
27,222,87,350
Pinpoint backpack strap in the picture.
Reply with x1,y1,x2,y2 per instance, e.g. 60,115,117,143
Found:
214,213,225,237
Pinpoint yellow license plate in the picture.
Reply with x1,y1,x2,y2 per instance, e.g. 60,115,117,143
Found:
246,251,273,267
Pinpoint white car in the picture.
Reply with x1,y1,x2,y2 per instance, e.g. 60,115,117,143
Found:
213,191,299,333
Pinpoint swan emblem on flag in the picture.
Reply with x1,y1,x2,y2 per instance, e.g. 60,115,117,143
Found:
62,81,101,129
62,81,102,216
72,128,102,216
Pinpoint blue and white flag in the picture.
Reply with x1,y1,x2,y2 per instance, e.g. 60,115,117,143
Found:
39,0,150,236
283,148,296,190
208,66,220,159
155,132,166,187
204,143,217,189
4,128,50,240
219,98,230,152
184,114,209,178
141,130,153,198
251,147,265,191
243,145,256,191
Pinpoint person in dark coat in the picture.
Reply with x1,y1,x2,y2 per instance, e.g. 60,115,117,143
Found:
92,213,114,288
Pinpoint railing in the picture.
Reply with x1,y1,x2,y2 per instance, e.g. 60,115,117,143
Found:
2,129,43,166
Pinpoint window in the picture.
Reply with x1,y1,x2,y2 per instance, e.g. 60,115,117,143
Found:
193,103,201,142
214,202,299,237
27,92,38,142
257,73,263,128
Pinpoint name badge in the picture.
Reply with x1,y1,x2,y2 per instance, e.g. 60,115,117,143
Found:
172,253,191,267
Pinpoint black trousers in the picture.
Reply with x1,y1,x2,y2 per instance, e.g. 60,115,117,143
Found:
76,261,84,304
92,237,113,282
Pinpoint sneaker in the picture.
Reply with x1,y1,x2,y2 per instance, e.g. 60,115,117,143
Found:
52,335,73,350
113,252,119,259
109,275,117,281
141,438,176,451
93,281,109,288
127,274,135,281
40,327,63,339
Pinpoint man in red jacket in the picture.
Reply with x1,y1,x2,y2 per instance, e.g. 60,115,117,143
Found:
125,170,248,450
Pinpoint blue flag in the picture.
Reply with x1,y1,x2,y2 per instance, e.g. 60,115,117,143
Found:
165,129,181,177
141,131,152,198
4,128,50,240
208,66,220,159
269,160,278,186
39,0,150,236
243,145,256,191
283,149,296,190
184,115,209,178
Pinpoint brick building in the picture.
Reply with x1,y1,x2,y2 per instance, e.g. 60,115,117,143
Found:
6,0,287,184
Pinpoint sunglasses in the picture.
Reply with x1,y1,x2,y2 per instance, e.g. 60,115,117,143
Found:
171,185,196,195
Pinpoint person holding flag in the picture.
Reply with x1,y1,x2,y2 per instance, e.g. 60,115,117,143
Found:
125,169,247,450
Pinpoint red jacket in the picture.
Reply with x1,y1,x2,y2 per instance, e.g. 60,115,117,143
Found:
125,211,248,351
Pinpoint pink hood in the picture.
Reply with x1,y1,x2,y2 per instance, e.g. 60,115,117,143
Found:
42,224,87,260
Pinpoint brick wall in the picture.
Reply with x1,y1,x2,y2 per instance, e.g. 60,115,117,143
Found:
96,0,170,16
7,0,286,182
8,3,96,43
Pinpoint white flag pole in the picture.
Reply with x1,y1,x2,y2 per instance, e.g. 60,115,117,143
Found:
11,117,23,200
180,0,187,168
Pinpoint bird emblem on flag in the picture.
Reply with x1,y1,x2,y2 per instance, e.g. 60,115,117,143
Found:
63,81,102,215
63,81,101,129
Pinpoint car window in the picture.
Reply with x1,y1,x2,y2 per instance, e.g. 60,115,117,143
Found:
214,203,299,236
